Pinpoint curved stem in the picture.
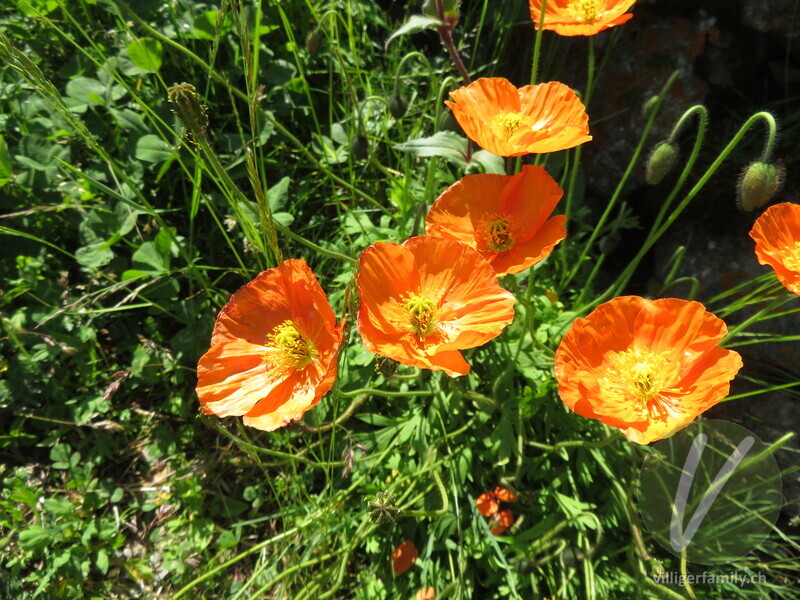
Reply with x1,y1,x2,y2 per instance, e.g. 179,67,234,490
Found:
436,0,471,85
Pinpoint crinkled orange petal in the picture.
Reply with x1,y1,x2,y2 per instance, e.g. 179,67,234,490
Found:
554,296,742,445
489,509,514,535
749,202,800,296
500,166,564,241
491,216,567,276
494,486,518,503
392,540,419,575
529,0,637,36
357,236,514,377
445,79,591,157
476,491,499,517
513,83,591,154
197,259,343,430
196,341,291,417
404,236,516,351
425,173,510,253
242,322,345,431
212,258,335,345
426,166,567,276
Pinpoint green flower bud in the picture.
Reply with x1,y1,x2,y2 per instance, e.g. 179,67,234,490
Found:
645,141,679,185
389,93,408,119
642,96,660,119
737,161,784,211
305,27,322,55
167,82,208,137
422,0,459,28
349,135,369,160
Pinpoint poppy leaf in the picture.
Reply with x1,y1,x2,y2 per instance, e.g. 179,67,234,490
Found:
385,15,444,50
394,131,468,168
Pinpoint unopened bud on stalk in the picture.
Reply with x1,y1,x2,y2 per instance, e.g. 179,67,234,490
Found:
305,27,323,55
167,82,208,137
642,96,660,119
349,135,369,160
389,93,409,119
422,0,459,28
645,141,679,185
737,161,784,211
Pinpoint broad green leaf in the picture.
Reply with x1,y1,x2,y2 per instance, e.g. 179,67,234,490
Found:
19,526,54,551
75,238,117,269
131,241,169,273
267,176,291,211
135,135,173,164
191,10,234,40
127,38,163,73
394,131,468,168
385,15,443,49
96,549,109,575
66,77,106,106
43,497,74,516
109,108,148,134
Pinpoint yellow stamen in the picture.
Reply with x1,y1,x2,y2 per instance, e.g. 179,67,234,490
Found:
266,320,315,368
572,0,599,23
403,293,439,338
490,112,530,139
484,217,515,252
600,348,679,418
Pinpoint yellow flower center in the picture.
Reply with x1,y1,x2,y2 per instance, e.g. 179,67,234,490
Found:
267,320,316,368
490,112,532,140
403,293,439,338
600,348,678,418
572,0,599,22
783,241,800,272
485,217,515,252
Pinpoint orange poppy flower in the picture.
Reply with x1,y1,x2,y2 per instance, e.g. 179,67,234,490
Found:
392,540,419,575
196,259,344,431
554,296,743,445
529,0,637,36
749,202,800,296
416,588,436,600
476,486,519,517
489,509,515,535
426,165,567,276
444,78,591,157
356,236,515,377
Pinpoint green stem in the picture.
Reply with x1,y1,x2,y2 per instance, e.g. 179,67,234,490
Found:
530,0,548,85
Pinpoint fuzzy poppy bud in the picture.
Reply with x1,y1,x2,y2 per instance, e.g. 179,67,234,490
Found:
438,109,461,133
389,93,408,119
422,0,459,28
349,135,369,160
645,141,679,185
305,28,322,55
167,82,208,137
737,161,784,211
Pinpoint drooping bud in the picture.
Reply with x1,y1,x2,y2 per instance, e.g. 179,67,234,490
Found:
389,93,408,119
349,135,369,160
422,0,459,29
645,141,679,185
167,82,208,138
642,95,660,119
737,161,784,211
305,27,322,55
